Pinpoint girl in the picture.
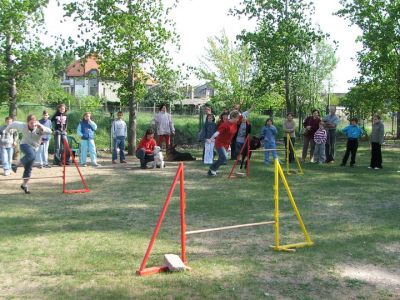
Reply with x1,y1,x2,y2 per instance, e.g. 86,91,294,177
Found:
0,116,17,176
207,110,241,177
5,114,52,193
369,115,384,169
199,113,217,164
36,110,52,168
283,112,296,163
216,112,229,129
136,128,157,169
51,103,69,165
153,103,175,149
234,116,251,160
77,112,100,167
260,118,278,164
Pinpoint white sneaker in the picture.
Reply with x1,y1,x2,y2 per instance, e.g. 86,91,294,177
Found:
92,163,101,167
4,170,11,176
374,167,380,170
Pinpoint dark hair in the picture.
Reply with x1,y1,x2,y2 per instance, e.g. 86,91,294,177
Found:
145,128,154,136
27,114,37,122
287,112,293,117
312,109,320,114
265,118,273,125
43,110,49,115
350,117,358,123
206,113,215,122
117,111,123,115
158,103,167,111
5,116,13,122
229,110,240,120
373,115,381,120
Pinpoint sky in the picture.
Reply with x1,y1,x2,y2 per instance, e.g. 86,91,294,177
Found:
42,0,363,93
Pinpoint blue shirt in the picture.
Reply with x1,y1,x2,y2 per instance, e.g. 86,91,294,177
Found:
261,125,277,143
39,118,52,141
323,114,340,130
342,125,363,139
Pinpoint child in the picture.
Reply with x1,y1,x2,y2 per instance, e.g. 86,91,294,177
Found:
153,103,175,149
216,112,229,129
0,117,18,176
5,114,52,193
51,103,69,165
283,112,296,163
136,128,157,169
36,110,52,168
77,112,100,167
369,115,384,169
340,117,363,167
260,118,278,164
234,116,251,160
207,110,241,176
112,111,127,164
199,113,217,164
313,121,327,164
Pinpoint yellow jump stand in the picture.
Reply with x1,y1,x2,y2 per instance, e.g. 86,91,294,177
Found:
285,133,304,175
271,159,313,252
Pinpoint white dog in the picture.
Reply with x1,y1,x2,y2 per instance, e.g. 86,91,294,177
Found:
150,146,165,169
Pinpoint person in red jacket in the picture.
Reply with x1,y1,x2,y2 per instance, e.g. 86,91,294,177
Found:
136,128,157,169
206,110,241,176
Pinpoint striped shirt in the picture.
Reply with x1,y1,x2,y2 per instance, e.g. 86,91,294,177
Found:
314,128,327,144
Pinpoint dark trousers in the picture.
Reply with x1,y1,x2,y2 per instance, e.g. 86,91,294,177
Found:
54,131,70,164
136,148,154,167
230,140,237,160
325,129,336,162
112,137,126,161
342,139,358,166
284,137,295,163
370,142,382,168
20,144,36,178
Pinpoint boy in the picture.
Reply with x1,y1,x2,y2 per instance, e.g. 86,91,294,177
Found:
112,111,127,164
207,110,241,176
340,118,363,167
313,120,327,164
36,110,52,168
0,117,18,176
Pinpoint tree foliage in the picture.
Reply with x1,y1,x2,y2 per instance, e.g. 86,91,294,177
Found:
64,0,178,154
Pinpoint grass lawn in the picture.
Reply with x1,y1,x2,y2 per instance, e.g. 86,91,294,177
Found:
0,141,399,299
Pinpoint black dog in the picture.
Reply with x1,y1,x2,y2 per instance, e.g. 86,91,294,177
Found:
240,136,261,169
166,145,196,161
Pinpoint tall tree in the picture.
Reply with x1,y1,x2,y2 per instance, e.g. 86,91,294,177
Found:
337,0,400,137
64,0,178,154
0,0,48,118
232,0,327,114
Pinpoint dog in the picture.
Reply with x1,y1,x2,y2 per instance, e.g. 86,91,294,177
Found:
240,136,261,169
147,146,165,168
166,145,196,161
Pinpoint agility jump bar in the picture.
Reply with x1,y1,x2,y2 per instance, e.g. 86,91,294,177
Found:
185,220,275,235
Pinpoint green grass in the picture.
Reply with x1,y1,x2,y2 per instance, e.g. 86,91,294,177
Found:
1,141,399,297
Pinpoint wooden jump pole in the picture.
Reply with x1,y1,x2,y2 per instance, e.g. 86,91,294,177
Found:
185,221,275,235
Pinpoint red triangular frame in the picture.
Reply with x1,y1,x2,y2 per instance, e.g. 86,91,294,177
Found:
62,138,90,194
136,162,188,276
228,135,251,178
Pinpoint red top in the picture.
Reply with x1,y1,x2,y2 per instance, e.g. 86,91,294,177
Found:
137,136,157,154
215,121,240,149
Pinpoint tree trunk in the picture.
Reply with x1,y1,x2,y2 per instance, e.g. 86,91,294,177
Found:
284,66,291,113
5,33,17,118
127,66,137,155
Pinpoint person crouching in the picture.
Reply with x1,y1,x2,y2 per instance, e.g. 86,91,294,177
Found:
136,128,157,169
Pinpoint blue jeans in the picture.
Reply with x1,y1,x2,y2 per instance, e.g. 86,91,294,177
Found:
20,144,36,178
112,137,126,161
210,147,227,172
36,139,50,166
1,147,14,170
80,139,97,164
264,141,277,163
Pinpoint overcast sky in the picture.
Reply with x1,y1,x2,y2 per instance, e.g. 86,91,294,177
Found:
43,0,363,93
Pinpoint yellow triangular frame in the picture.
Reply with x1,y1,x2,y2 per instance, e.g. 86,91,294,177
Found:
271,159,314,251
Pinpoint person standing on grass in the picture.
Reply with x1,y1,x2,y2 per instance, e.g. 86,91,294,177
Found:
302,109,320,162
198,113,217,164
283,112,296,163
369,115,385,170
313,121,327,164
36,110,52,169
340,117,363,167
5,114,52,194
0,116,18,176
234,116,251,160
206,110,241,176
323,107,340,163
52,103,69,165
260,118,278,165
216,112,229,129
77,112,100,167
136,128,157,169
111,111,127,164
153,103,175,150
